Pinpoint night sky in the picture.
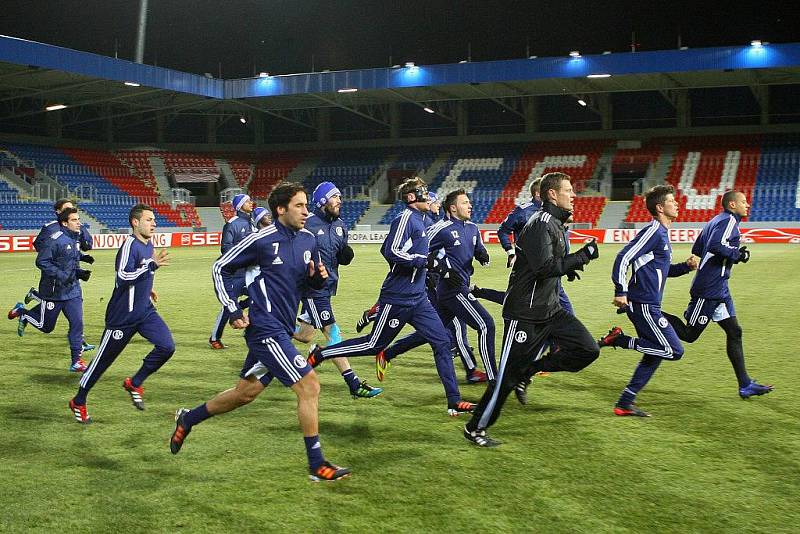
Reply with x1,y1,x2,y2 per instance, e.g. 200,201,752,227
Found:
3,1,798,78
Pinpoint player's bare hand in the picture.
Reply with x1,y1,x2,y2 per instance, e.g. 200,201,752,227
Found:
317,261,328,279
231,315,249,329
150,290,159,303
686,255,699,270
152,249,170,267
612,295,628,308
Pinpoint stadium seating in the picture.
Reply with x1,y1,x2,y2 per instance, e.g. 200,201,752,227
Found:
2,144,199,229
249,152,304,199
624,135,766,223
380,140,608,226
749,136,800,222
2,134,798,232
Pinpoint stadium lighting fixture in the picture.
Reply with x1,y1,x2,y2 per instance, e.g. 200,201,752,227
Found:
258,72,270,78
45,104,67,111
123,81,140,87
528,55,538,59
239,116,247,124
587,73,611,79
602,51,612,55
337,88,358,93
405,62,416,68
750,40,763,47
569,51,581,58
577,99,587,107
423,107,435,114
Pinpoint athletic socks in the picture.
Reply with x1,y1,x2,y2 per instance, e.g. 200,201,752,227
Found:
618,356,662,405
341,369,360,392
304,435,324,470
73,387,89,406
183,403,213,428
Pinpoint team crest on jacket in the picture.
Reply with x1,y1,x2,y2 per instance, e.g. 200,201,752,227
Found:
335,226,343,236
293,355,307,368
658,317,668,328
515,331,527,343
303,250,312,263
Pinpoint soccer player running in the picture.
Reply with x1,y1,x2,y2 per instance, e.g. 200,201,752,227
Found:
21,198,96,352
307,177,476,416
170,182,350,482
295,181,383,399
662,190,772,399
499,176,574,403
8,207,94,372
367,191,489,384
597,185,698,417
464,172,601,447
209,193,255,349
425,189,496,381
68,204,174,423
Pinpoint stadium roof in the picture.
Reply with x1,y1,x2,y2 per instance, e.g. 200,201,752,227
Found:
1,35,799,140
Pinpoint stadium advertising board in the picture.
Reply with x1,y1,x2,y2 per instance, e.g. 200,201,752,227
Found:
2,228,799,253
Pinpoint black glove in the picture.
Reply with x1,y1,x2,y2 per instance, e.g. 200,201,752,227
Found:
577,239,599,263
81,254,95,264
308,267,326,290
337,245,354,266
475,249,490,266
442,269,464,288
77,270,92,282
426,273,437,293
737,246,750,264
506,252,515,268
566,270,581,282
427,253,444,273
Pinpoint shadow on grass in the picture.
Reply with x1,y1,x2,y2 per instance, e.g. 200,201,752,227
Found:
28,372,78,386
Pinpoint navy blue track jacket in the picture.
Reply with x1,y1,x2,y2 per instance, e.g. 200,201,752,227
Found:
690,210,745,300
497,199,542,252
612,219,691,304
213,221,321,339
35,228,85,301
378,207,430,305
105,235,159,328
303,207,349,298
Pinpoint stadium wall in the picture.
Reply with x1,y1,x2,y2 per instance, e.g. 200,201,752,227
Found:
3,227,799,253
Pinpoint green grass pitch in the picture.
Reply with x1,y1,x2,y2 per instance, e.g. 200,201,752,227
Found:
1,243,798,532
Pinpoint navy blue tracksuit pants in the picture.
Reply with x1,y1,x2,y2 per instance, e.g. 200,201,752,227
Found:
210,276,247,341
317,299,462,404
22,296,84,362
77,311,175,403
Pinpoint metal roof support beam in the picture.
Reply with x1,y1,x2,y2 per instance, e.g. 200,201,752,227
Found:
389,102,401,139
749,85,770,125
456,101,468,137
317,107,331,142
596,93,613,130
235,100,316,130
0,78,109,104
311,94,390,127
65,98,201,127
386,89,457,123
469,85,526,119
0,87,165,121
523,96,539,133
675,89,690,128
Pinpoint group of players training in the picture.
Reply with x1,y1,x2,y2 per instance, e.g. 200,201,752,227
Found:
8,172,772,481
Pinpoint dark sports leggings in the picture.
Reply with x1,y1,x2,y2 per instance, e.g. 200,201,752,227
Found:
664,312,750,388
